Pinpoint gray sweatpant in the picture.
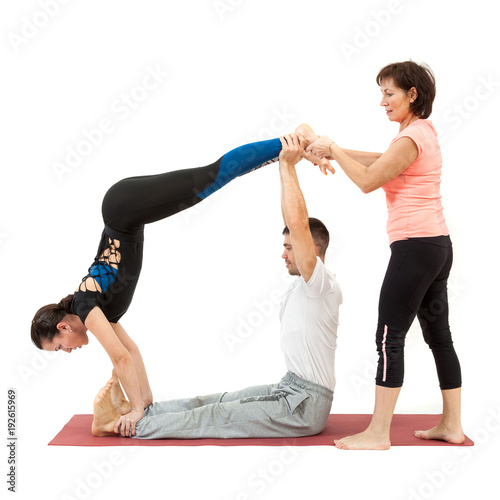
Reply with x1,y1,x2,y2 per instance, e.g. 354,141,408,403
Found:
133,372,333,439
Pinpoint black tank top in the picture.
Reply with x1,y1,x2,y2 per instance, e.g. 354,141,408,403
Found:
71,226,144,324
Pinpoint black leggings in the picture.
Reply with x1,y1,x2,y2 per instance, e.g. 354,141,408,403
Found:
375,236,462,390
101,138,282,235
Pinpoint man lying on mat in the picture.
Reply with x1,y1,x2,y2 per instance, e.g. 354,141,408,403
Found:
92,130,343,439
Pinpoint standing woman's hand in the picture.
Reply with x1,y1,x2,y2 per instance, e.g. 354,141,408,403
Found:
300,136,335,175
114,408,144,437
306,136,335,160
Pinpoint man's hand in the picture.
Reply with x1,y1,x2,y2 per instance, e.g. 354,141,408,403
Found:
279,133,306,166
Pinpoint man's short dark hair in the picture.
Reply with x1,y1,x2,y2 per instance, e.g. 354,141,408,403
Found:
282,217,330,257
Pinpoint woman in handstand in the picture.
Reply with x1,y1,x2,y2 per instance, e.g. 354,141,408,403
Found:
31,125,329,437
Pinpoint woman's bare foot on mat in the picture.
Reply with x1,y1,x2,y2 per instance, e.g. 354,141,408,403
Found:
414,423,465,444
91,381,121,437
334,429,391,450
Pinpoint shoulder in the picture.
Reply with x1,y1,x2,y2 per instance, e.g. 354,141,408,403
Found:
304,258,340,297
392,120,437,157
405,119,436,138
72,285,101,324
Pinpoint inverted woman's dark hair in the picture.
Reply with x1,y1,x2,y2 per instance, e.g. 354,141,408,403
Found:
31,294,74,349
376,60,436,119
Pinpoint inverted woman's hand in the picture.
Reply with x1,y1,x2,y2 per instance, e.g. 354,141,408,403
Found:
114,408,144,437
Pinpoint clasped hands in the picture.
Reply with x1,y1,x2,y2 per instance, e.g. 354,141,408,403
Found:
279,133,336,175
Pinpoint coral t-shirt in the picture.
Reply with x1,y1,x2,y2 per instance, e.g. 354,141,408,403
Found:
382,119,449,245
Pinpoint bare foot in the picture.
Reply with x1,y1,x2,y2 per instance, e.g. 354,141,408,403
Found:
295,123,318,144
294,123,335,175
91,381,121,437
334,429,391,450
414,423,465,444
109,369,131,415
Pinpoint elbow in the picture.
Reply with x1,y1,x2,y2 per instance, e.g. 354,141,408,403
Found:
111,350,133,367
358,168,379,194
360,180,379,194
286,216,309,232
125,339,140,355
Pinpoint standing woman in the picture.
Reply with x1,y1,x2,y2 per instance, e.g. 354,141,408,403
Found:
306,61,464,449
31,133,330,437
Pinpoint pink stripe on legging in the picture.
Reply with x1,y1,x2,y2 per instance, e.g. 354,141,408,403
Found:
382,325,388,382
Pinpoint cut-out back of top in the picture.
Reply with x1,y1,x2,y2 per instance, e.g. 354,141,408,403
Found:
77,238,121,294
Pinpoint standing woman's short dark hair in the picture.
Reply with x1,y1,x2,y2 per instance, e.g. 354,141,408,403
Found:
376,60,436,119
31,294,74,349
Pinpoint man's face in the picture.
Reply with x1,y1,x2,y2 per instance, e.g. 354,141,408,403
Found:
282,234,300,276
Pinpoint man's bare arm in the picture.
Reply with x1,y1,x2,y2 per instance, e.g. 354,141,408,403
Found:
279,134,318,282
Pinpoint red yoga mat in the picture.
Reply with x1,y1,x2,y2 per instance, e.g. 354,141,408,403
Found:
49,414,473,447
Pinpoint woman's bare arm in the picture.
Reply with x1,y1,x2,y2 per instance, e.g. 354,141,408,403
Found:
308,136,417,193
85,306,144,436
340,148,383,167
111,322,153,407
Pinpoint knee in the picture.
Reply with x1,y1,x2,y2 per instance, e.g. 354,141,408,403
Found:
101,181,126,222
422,326,454,350
310,414,329,435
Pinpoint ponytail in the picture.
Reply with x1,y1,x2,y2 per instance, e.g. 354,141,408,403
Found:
57,294,74,314
31,294,74,349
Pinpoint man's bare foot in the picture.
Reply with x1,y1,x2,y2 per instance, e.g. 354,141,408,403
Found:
109,370,131,415
334,429,391,450
294,123,335,175
414,423,465,444
91,381,121,437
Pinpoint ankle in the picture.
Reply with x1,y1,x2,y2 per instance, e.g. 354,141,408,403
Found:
365,423,391,440
440,417,462,431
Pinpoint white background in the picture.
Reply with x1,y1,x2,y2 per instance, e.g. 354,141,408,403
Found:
2,0,499,499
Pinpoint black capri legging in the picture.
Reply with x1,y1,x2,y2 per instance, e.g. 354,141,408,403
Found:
375,236,462,390
101,138,282,236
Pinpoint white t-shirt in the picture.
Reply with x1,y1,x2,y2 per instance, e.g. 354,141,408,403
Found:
279,257,342,392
